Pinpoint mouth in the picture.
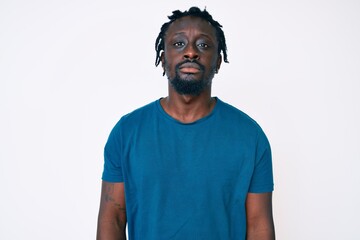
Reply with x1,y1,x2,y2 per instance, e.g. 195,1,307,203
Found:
179,62,202,74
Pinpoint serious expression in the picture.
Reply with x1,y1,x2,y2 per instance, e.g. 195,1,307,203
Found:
161,16,222,95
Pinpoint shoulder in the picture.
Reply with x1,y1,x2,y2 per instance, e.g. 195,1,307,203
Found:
217,98,263,131
108,100,158,135
118,100,158,126
217,99,272,158
216,98,271,148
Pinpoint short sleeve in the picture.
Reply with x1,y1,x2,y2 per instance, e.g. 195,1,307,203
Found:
248,130,274,193
101,120,124,182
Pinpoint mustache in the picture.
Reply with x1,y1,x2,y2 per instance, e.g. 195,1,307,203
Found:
175,60,205,71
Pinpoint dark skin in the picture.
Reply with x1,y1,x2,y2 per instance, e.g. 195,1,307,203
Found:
97,181,126,240
97,16,275,239
246,192,275,239
161,16,221,123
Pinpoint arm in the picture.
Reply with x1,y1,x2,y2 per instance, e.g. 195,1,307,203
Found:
246,192,275,240
97,181,127,240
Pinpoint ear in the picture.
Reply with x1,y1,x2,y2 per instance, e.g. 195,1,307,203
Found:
161,52,166,76
161,52,165,69
216,54,222,73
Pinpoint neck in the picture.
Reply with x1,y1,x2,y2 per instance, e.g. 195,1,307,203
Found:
160,86,216,123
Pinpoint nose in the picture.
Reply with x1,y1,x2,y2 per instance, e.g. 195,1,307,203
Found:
184,44,199,61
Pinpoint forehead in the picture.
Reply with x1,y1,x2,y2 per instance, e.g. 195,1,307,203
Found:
166,16,217,39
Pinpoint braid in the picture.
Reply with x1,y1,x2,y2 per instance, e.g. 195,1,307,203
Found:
155,7,229,67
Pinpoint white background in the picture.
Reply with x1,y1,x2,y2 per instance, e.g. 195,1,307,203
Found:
1,0,359,239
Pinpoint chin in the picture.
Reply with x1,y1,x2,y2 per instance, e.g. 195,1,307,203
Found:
170,77,209,96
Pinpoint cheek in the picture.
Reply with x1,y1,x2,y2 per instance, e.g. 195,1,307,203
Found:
163,58,175,78
210,55,220,68
163,52,178,68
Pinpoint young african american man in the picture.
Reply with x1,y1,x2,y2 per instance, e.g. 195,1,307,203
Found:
97,7,275,240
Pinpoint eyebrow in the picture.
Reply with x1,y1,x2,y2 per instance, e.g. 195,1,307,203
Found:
172,32,214,40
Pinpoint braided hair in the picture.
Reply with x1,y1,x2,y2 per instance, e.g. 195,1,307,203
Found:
155,7,229,67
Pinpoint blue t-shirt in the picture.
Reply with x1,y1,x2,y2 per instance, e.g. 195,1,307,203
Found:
102,98,273,240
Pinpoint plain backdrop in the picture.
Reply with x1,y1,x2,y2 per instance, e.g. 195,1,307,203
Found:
1,0,359,239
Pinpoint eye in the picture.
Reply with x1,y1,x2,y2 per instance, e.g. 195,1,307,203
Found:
198,43,209,48
173,42,185,47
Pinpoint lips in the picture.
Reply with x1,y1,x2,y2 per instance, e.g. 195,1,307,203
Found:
179,62,201,74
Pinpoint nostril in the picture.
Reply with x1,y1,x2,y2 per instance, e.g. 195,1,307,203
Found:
184,53,199,61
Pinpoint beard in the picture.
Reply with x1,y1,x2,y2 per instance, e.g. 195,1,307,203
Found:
165,60,216,96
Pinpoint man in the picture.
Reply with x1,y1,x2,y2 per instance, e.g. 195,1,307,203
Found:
97,7,275,240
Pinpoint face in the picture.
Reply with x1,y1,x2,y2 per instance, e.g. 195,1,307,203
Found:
161,16,222,96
